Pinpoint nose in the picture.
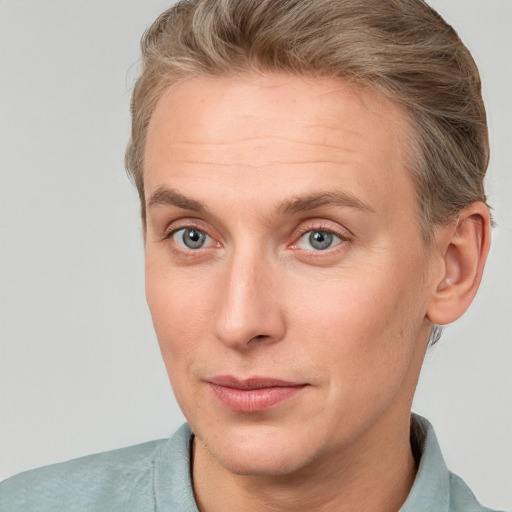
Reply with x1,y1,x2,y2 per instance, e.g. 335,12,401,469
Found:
212,250,286,350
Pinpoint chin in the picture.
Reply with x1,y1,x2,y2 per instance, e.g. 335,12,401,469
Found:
207,443,313,477
197,422,321,477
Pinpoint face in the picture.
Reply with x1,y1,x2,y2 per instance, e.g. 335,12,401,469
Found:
144,74,435,476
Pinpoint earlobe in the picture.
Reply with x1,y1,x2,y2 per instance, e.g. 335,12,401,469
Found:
426,202,491,326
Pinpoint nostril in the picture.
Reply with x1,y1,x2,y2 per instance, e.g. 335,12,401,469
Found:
250,334,267,342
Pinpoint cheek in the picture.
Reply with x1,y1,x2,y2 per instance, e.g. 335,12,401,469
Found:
145,266,215,418
145,264,212,365
288,261,426,392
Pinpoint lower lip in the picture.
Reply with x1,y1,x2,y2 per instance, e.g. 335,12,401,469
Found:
209,384,307,413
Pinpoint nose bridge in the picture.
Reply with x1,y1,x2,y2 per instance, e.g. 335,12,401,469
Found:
212,244,284,349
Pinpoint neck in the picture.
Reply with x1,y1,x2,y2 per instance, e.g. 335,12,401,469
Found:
192,409,417,512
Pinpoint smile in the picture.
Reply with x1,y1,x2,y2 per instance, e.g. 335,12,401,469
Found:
207,376,309,413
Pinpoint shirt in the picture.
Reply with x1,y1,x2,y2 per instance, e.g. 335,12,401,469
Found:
0,415,503,511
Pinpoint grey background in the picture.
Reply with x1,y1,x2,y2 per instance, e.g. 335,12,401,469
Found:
0,1,510,509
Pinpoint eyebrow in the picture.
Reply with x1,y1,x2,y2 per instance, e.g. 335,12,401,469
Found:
147,186,208,214
277,191,376,215
147,186,375,217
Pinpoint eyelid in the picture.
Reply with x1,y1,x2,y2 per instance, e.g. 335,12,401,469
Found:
163,219,222,255
171,228,215,250
296,230,343,250
163,218,215,240
161,218,350,257
290,221,352,246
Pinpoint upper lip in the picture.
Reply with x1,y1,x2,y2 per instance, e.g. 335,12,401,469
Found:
208,376,306,390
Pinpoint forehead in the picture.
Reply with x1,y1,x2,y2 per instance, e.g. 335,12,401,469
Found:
146,73,410,160
144,73,417,225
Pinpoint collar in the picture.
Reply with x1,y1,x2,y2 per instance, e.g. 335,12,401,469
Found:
153,415,457,512
400,414,451,511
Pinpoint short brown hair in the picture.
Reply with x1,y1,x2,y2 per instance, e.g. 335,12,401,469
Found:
126,0,489,242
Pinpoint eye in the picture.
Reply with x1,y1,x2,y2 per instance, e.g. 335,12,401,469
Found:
172,228,212,250
296,230,343,251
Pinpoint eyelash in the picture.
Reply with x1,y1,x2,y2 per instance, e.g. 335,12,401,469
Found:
290,223,351,253
163,221,351,256
162,221,216,258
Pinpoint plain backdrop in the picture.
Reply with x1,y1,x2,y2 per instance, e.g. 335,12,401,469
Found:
0,1,511,509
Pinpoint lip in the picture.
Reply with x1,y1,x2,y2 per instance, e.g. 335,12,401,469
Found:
207,376,309,413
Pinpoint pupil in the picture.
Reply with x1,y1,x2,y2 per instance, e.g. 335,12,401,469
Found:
309,231,332,250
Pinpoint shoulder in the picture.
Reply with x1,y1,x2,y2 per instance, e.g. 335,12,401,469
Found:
0,439,167,512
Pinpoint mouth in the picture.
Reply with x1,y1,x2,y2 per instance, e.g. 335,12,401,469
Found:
207,376,309,413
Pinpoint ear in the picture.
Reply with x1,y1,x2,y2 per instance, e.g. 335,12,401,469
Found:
426,202,491,326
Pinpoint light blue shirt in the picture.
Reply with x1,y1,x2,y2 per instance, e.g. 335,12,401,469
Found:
0,415,503,511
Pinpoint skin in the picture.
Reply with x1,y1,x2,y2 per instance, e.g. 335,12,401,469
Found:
143,73,490,512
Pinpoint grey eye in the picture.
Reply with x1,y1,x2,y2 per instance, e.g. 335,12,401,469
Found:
296,230,342,251
173,228,209,249
309,231,333,250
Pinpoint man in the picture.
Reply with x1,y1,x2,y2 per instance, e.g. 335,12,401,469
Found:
0,1,506,511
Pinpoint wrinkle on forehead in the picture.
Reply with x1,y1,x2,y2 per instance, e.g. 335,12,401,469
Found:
146,72,409,150
149,138,363,170
161,136,360,152
144,72,416,221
